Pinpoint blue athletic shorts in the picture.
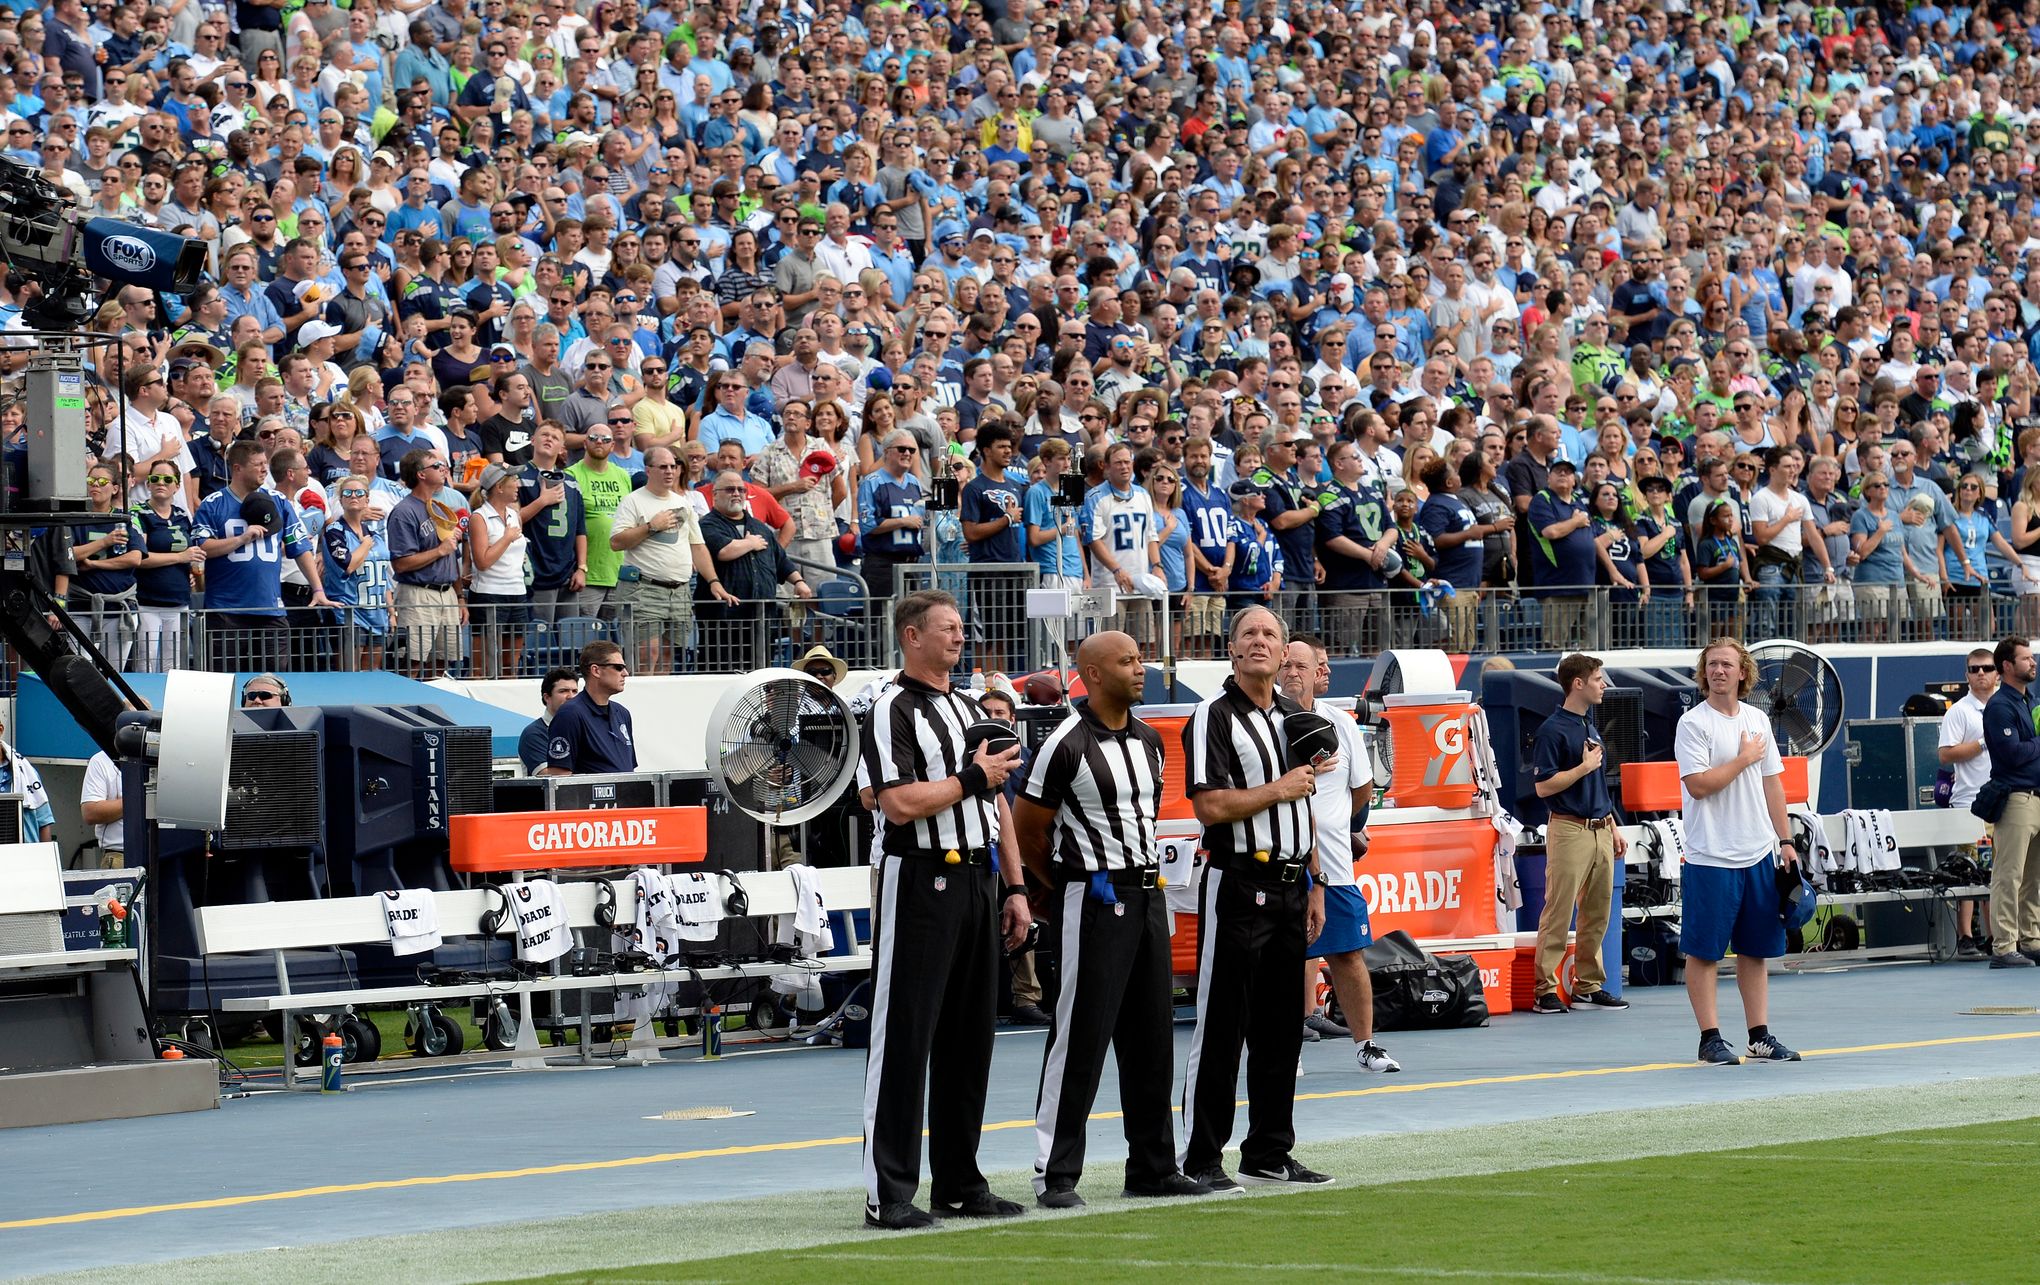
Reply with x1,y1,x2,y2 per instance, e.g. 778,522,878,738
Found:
1679,855,1787,962
1313,883,1373,956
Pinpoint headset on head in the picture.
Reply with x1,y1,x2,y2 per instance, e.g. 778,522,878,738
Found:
241,673,292,706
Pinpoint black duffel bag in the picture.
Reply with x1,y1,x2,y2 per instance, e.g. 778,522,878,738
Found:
1360,930,1490,1031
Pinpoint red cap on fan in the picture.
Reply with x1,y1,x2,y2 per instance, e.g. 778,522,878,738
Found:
802,449,836,480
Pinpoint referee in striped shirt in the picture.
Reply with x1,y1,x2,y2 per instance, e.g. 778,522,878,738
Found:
1181,605,1336,1191
860,590,1035,1231
1015,631,1213,1209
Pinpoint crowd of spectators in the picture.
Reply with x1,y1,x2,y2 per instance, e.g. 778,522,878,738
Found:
9,0,2040,673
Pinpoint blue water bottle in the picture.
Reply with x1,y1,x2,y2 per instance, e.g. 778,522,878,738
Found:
320,1032,345,1093
701,1005,723,1060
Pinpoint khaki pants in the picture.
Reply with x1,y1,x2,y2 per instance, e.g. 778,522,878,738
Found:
1990,791,2040,952
1535,816,1615,997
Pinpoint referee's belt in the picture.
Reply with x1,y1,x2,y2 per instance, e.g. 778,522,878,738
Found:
1060,865,1160,890
1211,851,1309,883
1549,813,1615,830
897,846,994,867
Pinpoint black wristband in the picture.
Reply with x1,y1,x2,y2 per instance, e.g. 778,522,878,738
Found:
1003,885,1028,900
958,763,988,796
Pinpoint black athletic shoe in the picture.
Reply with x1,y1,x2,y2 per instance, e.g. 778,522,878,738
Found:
1529,994,1567,1014
1572,989,1630,1010
1697,1035,1742,1065
865,1202,935,1230
1186,1166,1244,1194
1237,1159,1335,1187
1007,1004,1053,1026
1990,951,2036,969
1746,1033,1802,1062
1123,1172,1214,1198
1037,1187,1085,1210
932,1192,1027,1219
1303,1013,1350,1039
1956,937,1988,961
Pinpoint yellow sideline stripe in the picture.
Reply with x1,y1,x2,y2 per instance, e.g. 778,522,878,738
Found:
5,1028,2036,1231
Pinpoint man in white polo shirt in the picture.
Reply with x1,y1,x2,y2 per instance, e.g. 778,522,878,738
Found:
1938,647,1997,960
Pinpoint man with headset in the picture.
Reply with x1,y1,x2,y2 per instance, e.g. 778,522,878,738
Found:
1015,630,1211,1208
241,673,291,707
861,589,1033,1230
1180,605,1336,1192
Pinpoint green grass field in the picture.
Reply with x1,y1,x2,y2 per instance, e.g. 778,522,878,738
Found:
497,1116,2040,1285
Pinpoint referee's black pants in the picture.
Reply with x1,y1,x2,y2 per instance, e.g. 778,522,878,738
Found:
1033,878,1178,1196
863,854,999,1210
1181,863,1307,1177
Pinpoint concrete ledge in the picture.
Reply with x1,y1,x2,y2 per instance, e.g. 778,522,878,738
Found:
0,1060,218,1129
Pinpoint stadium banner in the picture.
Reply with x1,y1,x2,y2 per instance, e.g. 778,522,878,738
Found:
1356,816,1501,941
451,807,709,872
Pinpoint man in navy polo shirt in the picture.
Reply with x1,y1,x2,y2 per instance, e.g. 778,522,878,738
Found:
1526,459,1596,650
541,640,638,776
960,424,1027,673
1528,653,1630,1015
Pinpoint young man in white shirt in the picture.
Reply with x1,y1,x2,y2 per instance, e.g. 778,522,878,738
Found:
1938,647,1997,960
1675,637,1803,1066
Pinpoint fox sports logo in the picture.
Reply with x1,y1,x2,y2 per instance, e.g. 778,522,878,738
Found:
101,236,158,275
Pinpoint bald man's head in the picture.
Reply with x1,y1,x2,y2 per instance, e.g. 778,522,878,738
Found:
1075,630,1144,710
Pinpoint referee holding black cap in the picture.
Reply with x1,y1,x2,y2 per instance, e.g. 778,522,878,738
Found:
1015,630,1212,1209
1180,605,1335,1192
860,589,1035,1231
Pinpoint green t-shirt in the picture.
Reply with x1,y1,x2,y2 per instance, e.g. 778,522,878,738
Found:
569,459,634,588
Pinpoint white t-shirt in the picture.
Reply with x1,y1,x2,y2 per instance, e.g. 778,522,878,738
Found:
80,750,123,853
611,487,704,585
1675,700,1784,868
1307,698,1369,886
1939,691,1991,809
1748,486,1808,557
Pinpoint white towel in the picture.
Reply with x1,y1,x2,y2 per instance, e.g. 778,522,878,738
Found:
379,889,441,956
786,863,834,955
668,871,726,943
621,868,680,960
1466,706,1525,922
1646,818,1687,882
1157,835,1202,915
508,879,571,964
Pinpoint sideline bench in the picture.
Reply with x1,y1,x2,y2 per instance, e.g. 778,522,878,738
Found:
194,865,874,1088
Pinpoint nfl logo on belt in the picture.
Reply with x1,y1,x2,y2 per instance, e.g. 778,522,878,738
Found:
1255,891,1267,906
934,876,947,892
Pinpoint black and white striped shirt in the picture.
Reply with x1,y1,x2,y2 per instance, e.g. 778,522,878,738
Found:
1020,701,1164,874
1184,676,1314,865
863,674,1001,856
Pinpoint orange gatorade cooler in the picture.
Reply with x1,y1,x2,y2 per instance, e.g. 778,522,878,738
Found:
1380,692,1476,808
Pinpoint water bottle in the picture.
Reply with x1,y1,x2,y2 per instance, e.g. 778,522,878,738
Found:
1977,831,1993,870
101,895,130,950
701,1005,723,1060
970,667,985,693
320,1032,345,1093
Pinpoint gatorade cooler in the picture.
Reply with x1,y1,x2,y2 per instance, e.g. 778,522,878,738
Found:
1512,930,1576,1008
1380,692,1476,809
1141,705,1199,821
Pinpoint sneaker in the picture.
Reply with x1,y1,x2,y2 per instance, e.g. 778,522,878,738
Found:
865,1202,935,1230
1237,1159,1335,1188
1186,1167,1243,1195
1572,989,1631,1010
1304,1012,1350,1039
932,1192,1026,1219
1299,1020,1319,1043
1990,951,2037,969
1746,1033,1802,1062
1529,994,1567,1014
1123,1172,1213,1199
1356,1040,1401,1073
2022,947,2040,964
1007,1004,1053,1026
1956,937,1988,961
1697,1035,1742,1066
1036,1187,1085,1210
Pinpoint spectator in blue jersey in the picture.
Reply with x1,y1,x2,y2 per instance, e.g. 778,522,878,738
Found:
1024,437,1085,589
541,639,639,776
856,428,927,606
1526,459,1596,651
1225,477,1283,617
1180,435,1236,658
519,667,581,775
1416,455,1489,653
960,423,1028,673
1315,438,1392,656
515,423,588,627
131,459,205,671
321,474,394,671
193,439,333,673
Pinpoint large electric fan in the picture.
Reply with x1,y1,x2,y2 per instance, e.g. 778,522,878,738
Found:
706,668,861,827
1747,640,1846,757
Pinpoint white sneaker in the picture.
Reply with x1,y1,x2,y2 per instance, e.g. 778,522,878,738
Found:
1356,1040,1401,1074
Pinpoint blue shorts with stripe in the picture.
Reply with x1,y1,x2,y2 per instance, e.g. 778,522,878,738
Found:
1312,883,1373,956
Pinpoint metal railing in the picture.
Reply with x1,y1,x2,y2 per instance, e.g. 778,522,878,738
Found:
897,561,1046,675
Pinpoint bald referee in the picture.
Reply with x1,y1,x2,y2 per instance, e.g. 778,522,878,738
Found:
1015,631,1212,1209
1181,606,1335,1191
861,589,1035,1231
